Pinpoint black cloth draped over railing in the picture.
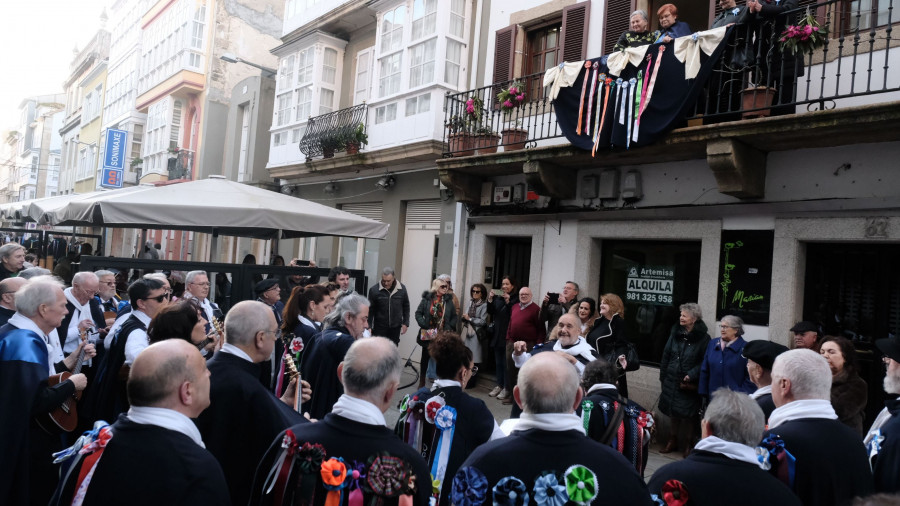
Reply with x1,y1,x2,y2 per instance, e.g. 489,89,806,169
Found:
553,27,732,152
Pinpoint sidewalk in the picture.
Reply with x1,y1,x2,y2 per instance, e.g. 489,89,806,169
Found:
386,375,683,482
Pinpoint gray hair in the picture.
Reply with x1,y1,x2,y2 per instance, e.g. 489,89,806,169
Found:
630,9,649,21
680,302,703,321
381,267,395,277
772,349,832,400
720,315,744,336
342,337,401,399
703,388,765,446
224,300,274,347
184,270,207,285
18,267,52,279
323,293,370,330
581,358,618,389
519,352,580,414
72,271,99,286
94,270,115,279
15,275,64,317
0,243,25,261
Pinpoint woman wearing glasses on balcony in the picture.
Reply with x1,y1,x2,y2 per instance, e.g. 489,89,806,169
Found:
461,283,488,388
414,278,459,388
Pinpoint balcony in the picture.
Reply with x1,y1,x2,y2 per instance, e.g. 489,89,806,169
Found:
439,0,900,203
298,103,367,159
167,148,194,181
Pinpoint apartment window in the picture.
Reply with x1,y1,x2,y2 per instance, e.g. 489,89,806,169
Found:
131,124,143,160
31,155,38,178
191,6,206,49
849,0,893,30
449,0,465,38
405,93,430,116
296,86,312,120
354,48,374,105
273,132,286,146
445,39,464,87
411,0,437,40
297,48,314,84
378,53,402,97
320,89,335,114
276,93,292,126
409,39,436,88
292,127,304,143
322,48,337,85
375,103,397,124
381,5,405,53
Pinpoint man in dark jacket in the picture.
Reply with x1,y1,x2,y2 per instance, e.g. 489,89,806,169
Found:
866,335,900,493
743,339,788,422
0,243,25,281
367,267,409,345
649,388,800,505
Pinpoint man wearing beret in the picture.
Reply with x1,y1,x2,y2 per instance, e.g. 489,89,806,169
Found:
256,278,285,392
790,321,821,353
743,339,789,422
865,335,900,493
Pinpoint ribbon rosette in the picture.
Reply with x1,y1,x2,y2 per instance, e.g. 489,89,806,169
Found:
661,479,689,506
868,429,885,463
291,336,304,353
430,406,458,502
760,435,797,488
492,476,528,506
366,452,411,498
346,460,368,506
53,421,112,463
564,465,598,505
296,442,327,505
434,405,457,430
424,395,446,424
321,457,348,506
451,466,489,506
533,472,567,506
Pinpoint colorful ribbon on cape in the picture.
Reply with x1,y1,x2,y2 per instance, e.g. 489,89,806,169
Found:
321,457,349,506
430,406,458,504
760,435,797,490
533,472,568,506
631,71,643,143
583,62,600,135
580,400,594,432
70,423,114,506
575,61,593,135
563,465,598,505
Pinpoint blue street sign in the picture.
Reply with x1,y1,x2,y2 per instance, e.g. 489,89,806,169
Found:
100,168,124,189
103,129,128,170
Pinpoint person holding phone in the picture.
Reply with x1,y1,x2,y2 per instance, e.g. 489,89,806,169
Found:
540,281,580,332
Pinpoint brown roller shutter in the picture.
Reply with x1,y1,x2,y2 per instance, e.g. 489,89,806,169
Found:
493,24,517,84
560,2,591,62
603,0,635,55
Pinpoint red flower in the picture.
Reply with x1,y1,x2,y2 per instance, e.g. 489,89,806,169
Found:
661,479,689,506
291,336,304,353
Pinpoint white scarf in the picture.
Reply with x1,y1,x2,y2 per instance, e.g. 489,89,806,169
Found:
9,312,62,375
587,383,619,395
505,413,585,436
331,394,386,426
767,399,838,430
433,379,462,389
63,288,92,353
693,436,764,468
127,406,205,448
865,406,894,447
219,343,253,363
749,384,772,400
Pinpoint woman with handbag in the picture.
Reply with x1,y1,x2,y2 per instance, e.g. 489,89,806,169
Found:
658,302,711,458
587,293,634,397
414,278,458,388
461,283,488,388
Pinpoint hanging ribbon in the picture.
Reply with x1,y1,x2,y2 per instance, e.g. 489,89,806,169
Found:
634,409,650,473
580,400,593,432
533,472,568,506
430,406,458,503
321,457,349,506
625,79,637,149
641,46,667,127
593,79,614,157
760,435,797,490
53,420,111,464
575,61,593,135
631,71,643,144
591,74,605,139
296,443,327,506
264,430,299,505
69,423,114,506
583,62,600,135
396,395,410,442
615,78,626,125
563,465,598,506
346,460,368,506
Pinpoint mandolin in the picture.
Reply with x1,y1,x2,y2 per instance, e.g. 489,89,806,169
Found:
36,328,88,434
196,316,225,352
283,352,301,412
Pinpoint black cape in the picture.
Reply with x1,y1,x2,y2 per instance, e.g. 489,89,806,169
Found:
300,326,354,419
578,386,649,476
51,416,230,506
647,450,800,505
763,417,874,505
457,427,653,505
871,397,900,493
194,351,306,506
250,413,432,506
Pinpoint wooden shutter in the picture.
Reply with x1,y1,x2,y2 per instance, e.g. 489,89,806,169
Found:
493,24,517,84
560,2,591,62
603,0,634,55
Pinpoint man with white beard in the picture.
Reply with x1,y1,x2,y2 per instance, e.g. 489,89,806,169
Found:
866,335,900,493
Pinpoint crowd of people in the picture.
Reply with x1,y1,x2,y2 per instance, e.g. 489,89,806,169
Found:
2,239,900,506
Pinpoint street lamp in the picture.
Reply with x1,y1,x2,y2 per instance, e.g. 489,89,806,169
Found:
220,53,277,78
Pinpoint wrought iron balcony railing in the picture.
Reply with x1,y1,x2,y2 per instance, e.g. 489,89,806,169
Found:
299,103,368,159
167,149,194,181
442,0,897,157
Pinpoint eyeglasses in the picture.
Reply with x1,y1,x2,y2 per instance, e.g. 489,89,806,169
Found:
439,285,448,289
469,365,479,374
719,325,735,329
191,282,211,287
143,294,168,303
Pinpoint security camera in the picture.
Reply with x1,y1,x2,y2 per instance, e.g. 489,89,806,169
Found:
375,175,395,190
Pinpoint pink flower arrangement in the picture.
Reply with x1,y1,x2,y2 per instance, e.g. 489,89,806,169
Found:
497,81,526,114
464,95,483,121
779,9,827,55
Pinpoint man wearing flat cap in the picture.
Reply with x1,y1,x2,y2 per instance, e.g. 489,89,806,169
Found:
790,321,821,353
865,335,900,493
256,278,285,392
743,340,789,422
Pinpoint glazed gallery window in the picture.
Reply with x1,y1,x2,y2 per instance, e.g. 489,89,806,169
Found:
411,0,437,40
379,53,402,97
408,38,436,88
381,5,405,53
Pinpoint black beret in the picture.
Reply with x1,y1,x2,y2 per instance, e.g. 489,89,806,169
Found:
877,335,900,363
254,278,279,295
790,321,819,334
742,340,789,371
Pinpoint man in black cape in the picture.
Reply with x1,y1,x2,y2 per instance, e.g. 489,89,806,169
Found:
51,339,229,505
194,300,307,506
453,352,652,506
865,335,900,493
743,339,788,423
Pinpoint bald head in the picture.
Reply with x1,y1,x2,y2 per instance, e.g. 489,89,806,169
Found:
0,277,27,310
339,337,401,411
515,352,582,414
519,286,533,305
127,339,210,417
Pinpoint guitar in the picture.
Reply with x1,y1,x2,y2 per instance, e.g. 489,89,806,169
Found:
283,351,301,413
36,328,88,434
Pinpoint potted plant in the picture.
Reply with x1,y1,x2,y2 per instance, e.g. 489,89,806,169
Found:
740,79,777,119
345,123,368,155
445,114,475,156
497,81,528,150
320,135,343,159
473,125,500,154
779,9,827,55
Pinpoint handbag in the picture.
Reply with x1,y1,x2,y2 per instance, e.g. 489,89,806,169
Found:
623,342,640,372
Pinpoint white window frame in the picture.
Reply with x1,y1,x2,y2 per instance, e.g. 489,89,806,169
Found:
408,38,436,88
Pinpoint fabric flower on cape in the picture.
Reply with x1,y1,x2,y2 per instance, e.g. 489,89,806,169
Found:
451,467,489,506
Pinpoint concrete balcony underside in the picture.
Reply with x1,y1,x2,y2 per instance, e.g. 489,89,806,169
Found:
268,139,444,185
437,101,900,205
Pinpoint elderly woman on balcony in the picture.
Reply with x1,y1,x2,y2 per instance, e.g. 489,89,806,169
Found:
613,10,660,52
656,4,692,43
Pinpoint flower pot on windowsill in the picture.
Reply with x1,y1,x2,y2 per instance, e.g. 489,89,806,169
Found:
473,133,500,155
501,128,528,151
345,142,361,155
740,86,777,119
322,147,336,159
448,133,475,157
